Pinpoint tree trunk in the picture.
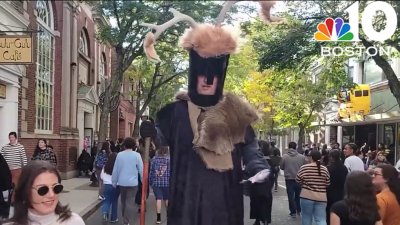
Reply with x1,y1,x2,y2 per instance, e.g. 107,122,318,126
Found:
98,50,125,143
298,124,305,151
361,38,400,107
133,113,141,138
98,78,112,144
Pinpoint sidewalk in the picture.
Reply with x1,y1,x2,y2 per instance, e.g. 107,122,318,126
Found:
59,177,101,220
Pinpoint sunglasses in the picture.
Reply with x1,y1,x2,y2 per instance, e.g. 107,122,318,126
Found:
33,184,64,196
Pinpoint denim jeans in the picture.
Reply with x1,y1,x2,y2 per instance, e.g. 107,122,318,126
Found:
102,184,120,221
285,179,301,214
300,198,327,225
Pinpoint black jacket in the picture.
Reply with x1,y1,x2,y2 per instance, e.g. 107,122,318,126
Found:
0,154,12,191
326,161,348,209
156,100,269,225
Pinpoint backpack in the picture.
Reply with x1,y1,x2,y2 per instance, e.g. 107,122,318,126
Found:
95,151,108,168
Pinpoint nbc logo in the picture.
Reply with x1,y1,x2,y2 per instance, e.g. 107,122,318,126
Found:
314,18,353,41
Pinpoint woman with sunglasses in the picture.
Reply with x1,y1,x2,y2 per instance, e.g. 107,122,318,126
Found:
1,160,85,225
372,165,400,225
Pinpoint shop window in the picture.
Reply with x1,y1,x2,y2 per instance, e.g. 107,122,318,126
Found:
363,58,384,84
383,124,396,165
79,31,89,56
342,126,355,145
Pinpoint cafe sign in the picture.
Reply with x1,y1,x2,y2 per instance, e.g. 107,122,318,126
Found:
0,35,32,64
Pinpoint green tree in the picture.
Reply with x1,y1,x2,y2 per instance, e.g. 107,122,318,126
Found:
243,16,353,147
91,1,222,141
263,56,350,148
255,1,400,112
225,42,259,95
126,54,187,137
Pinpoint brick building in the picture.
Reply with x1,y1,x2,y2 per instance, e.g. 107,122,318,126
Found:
0,1,116,179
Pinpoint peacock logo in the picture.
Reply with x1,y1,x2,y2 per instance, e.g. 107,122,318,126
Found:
314,18,354,41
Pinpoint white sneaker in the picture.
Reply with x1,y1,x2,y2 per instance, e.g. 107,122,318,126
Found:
98,195,105,200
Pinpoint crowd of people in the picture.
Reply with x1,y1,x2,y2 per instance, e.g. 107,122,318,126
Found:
273,141,400,225
85,136,169,224
0,132,85,225
0,130,171,225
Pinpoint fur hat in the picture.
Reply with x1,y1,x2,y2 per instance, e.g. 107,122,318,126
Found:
141,1,281,62
179,24,240,58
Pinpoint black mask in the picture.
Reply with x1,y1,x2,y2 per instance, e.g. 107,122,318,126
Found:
188,50,230,107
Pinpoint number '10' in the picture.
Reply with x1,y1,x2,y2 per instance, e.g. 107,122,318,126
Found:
346,1,397,42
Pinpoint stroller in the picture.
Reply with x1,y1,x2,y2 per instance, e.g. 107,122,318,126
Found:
77,149,93,177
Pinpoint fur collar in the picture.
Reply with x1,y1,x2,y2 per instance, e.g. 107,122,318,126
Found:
175,91,258,171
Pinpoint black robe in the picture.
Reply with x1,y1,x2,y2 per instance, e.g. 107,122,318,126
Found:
156,100,269,225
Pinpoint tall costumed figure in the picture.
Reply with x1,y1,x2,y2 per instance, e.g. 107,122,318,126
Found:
140,1,282,225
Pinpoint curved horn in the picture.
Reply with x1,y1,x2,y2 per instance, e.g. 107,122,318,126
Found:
258,1,283,24
215,1,239,25
140,8,198,62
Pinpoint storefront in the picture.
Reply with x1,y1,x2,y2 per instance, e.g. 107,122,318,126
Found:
0,66,20,146
330,113,400,165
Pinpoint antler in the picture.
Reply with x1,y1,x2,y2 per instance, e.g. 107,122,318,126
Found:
216,1,282,26
140,8,198,63
258,1,282,24
215,1,239,25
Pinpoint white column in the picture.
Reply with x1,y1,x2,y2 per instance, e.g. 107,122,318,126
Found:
61,3,71,127
70,9,78,128
325,126,331,145
77,105,85,155
337,126,343,147
353,60,363,84
0,85,18,146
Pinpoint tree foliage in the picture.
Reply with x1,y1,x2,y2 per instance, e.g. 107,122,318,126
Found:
224,41,259,95
255,0,400,110
90,0,223,140
242,12,353,146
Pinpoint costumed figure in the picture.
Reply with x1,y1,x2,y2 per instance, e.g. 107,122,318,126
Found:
140,2,281,225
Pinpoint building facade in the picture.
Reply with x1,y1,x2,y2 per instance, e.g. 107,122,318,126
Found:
0,1,115,179
0,1,28,147
321,57,400,165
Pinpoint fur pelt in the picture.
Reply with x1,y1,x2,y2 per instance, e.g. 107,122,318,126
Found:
179,24,240,58
176,91,258,171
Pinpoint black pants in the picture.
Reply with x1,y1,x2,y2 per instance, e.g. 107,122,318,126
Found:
249,183,273,223
272,171,279,190
0,191,10,219
135,175,149,205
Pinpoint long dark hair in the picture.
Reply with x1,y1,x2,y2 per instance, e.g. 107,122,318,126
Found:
377,164,400,204
104,152,118,175
345,171,379,222
5,161,71,225
310,150,322,175
101,141,111,155
33,139,47,157
258,140,270,156
328,150,342,165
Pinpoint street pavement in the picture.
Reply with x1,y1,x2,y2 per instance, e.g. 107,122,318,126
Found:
85,177,302,225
